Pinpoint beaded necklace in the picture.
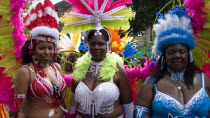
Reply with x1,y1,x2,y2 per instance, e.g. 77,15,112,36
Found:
73,52,123,82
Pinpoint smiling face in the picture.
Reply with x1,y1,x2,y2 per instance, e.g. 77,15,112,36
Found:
165,43,189,72
88,35,108,62
33,41,55,64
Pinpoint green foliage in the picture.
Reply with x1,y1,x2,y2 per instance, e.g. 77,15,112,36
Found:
129,0,184,36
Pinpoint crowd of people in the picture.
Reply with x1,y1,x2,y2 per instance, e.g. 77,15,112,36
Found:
0,0,209,118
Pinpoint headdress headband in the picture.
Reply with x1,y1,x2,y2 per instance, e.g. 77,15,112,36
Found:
153,5,196,56
23,0,59,42
23,0,59,55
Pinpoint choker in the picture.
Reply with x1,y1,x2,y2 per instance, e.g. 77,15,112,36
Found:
167,68,186,83
32,55,47,67
33,60,47,67
89,60,104,77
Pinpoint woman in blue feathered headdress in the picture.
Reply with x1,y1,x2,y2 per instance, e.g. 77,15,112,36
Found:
134,5,210,118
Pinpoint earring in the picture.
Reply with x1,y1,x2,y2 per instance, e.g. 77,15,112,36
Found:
53,52,57,59
32,55,39,64
189,51,193,62
28,39,33,55
87,44,91,58
106,42,110,56
160,56,165,69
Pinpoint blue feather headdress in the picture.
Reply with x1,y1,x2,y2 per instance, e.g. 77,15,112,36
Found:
153,5,196,56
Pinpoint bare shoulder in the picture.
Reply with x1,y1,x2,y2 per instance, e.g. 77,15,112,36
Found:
54,62,62,69
141,76,155,95
116,64,132,103
116,64,127,75
16,65,30,81
53,63,62,73
15,65,31,93
136,76,154,108
141,76,154,92
204,73,210,88
115,64,129,83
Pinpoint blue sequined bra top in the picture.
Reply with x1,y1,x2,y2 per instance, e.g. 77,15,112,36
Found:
150,72,210,118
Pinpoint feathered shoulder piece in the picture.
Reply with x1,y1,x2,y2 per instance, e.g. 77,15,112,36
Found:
60,0,134,34
73,52,123,82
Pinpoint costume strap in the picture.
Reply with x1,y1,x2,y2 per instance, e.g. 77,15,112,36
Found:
200,72,204,88
134,106,151,118
59,106,68,113
123,102,134,118
149,76,158,91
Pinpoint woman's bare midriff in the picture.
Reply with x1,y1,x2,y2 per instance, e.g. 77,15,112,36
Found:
77,100,123,118
27,97,64,118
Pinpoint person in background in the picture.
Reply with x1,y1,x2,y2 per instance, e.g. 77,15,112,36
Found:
134,6,210,118
62,52,81,118
137,57,146,67
55,53,65,66
123,57,156,104
64,53,81,75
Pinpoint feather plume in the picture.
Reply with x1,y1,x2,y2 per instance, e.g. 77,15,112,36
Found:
59,33,81,56
65,0,90,14
10,0,27,60
0,0,26,110
183,0,207,33
61,0,134,33
193,47,210,68
184,0,210,76
0,68,15,111
154,14,192,37
108,29,123,53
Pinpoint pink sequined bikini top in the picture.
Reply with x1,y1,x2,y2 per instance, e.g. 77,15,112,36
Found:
24,64,66,99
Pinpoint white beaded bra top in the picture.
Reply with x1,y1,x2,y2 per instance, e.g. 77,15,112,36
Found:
75,80,120,116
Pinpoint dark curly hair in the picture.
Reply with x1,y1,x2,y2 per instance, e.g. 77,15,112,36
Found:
87,28,110,42
64,53,81,72
21,40,34,65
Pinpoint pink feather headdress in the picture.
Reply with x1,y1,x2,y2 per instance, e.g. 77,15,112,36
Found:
184,0,210,76
60,0,134,33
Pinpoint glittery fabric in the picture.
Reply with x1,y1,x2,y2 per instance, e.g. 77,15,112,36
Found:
25,64,66,107
150,73,210,118
75,81,120,117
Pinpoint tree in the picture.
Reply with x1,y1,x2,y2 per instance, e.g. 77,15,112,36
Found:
129,0,184,36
